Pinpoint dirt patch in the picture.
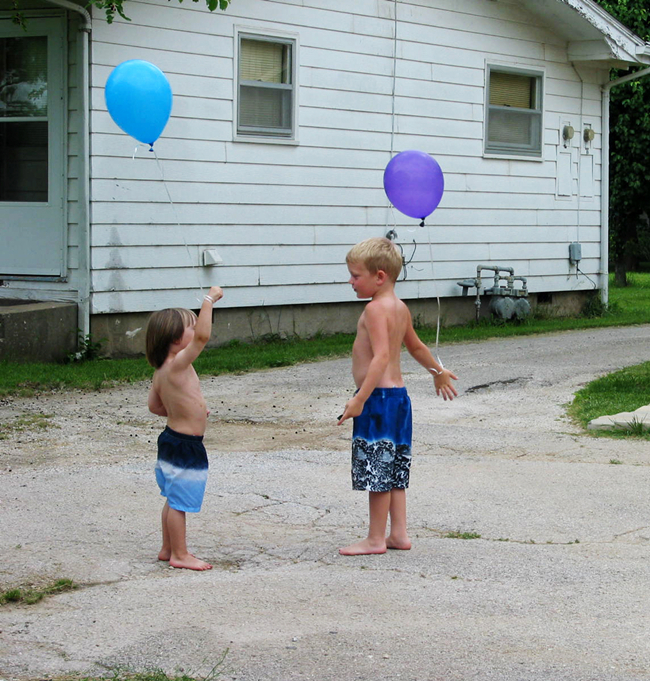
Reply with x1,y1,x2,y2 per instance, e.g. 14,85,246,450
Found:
0,362,350,471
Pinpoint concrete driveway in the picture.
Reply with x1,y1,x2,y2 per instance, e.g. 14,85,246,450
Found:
1,324,650,680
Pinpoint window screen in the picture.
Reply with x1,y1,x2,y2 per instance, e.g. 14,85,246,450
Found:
237,35,294,138
486,67,542,157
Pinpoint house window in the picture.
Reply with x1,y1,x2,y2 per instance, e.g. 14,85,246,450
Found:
485,66,543,158
236,32,296,139
0,35,49,201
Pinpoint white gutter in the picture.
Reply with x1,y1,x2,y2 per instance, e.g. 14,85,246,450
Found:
601,64,650,304
43,0,90,27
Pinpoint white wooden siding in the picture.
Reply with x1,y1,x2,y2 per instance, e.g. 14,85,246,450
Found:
89,0,608,315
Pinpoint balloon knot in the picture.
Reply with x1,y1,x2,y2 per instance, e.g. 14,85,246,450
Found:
419,219,425,227
148,145,154,152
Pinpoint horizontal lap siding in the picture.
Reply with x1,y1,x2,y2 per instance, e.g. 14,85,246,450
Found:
89,0,605,315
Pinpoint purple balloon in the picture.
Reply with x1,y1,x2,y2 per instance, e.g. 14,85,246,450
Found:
383,150,445,220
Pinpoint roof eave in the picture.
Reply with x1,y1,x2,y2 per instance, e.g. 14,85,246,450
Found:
560,0,648,66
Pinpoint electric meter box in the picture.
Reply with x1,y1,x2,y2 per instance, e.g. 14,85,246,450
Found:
569,242,582,265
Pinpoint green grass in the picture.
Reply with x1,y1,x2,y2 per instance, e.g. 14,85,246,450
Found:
0,578,76,605
1,273,650,397
444,531,482,540
72,657,229,681
567,361,650,438
0,413,58,439
50,660,230,681
565,273,650,436
0,332,354,396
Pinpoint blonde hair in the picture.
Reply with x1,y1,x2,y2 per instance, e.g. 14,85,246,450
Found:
346,237,403,282
145,308,197,368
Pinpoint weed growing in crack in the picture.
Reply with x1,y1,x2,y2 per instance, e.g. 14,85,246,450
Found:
444,531,481,540
0,578,75,605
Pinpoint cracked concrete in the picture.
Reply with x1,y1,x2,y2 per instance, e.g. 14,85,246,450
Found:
2,325,650,680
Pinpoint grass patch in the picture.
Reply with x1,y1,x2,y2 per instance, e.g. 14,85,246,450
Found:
0,578,76,605
70,656,230,681
567,361,650,438
1,273,650,397
0,413,58,439
444,531,481,540
0,332,355,397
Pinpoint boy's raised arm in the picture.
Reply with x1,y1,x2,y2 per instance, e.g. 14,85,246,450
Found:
174,286,224,370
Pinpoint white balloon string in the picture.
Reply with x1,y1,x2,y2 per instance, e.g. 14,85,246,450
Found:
384,0,399,230
426,223,443,368
152,148,205,304
389,0,397,158
386,1,442,368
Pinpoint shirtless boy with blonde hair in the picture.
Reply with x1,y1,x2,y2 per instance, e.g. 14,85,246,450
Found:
146,285,223,570
338,238,457,556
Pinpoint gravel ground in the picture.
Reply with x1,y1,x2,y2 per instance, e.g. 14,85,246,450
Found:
1,325,650,680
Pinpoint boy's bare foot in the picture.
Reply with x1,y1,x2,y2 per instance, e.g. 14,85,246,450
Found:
169,555,213,571
160,549,204,563
339,539,387,556
386,536,412,550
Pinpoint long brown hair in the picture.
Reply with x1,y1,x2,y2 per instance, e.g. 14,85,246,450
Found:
145,308,197,368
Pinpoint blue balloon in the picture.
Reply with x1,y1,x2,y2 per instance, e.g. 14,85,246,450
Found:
383,150,444,222
105,60,172,149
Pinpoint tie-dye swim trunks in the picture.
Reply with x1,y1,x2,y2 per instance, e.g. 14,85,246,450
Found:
351,386,412,492
155,426,208,513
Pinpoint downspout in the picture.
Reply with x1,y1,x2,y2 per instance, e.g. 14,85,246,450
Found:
601,65,650,305
43,0,92,335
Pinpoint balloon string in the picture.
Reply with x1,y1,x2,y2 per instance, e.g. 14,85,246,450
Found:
384,0,398,228
425,224,443,367
389,0,397,158
152,149,205,304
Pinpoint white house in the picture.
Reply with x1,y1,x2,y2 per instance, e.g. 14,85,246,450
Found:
1,0,649,357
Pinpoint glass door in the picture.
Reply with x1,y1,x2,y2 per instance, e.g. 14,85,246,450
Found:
0,16,65,277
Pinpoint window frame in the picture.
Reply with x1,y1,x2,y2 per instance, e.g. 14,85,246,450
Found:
233,26,299,144
484,63,545,161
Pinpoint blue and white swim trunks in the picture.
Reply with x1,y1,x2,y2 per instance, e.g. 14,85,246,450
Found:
155,426,208,513
351,387,412,492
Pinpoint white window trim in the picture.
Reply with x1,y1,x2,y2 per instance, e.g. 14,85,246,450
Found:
233,25,299,145
483,61,545,162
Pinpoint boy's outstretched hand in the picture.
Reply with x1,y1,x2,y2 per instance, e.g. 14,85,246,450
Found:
432,368,459,401
337,395,364,425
